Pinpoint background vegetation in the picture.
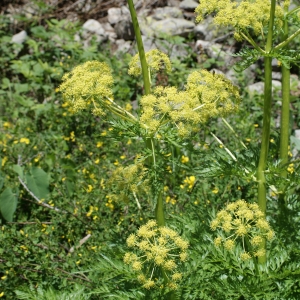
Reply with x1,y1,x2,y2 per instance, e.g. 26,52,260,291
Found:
0,1,300,299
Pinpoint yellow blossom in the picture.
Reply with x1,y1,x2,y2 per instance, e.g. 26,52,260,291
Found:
195,0,284,39
128,49,172,77
181,155,189,163
124,220,188,290
58,61,114,114
287,163,294,174
210,200,275,260
212,187,219,194
20,137,30,144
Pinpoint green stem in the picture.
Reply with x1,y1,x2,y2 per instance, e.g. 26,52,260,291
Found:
274,27,300,50
257,0,276,265
155,192,166,227
278,8,291,225
240,31,266,54
127,0,165,227
279,16,290,180
127,0,151,96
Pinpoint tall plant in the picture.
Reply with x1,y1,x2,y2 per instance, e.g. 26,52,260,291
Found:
195,0,300,264
58,0,240,295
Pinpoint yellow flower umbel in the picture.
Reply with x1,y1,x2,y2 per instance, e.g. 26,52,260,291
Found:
139,70,240,136
195,0,284,41
124,220,189,290
58,61,114,115
128,49,172,77
211,200,274,260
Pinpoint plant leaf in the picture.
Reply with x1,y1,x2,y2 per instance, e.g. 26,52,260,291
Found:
26,167,49,199
0,188,18,222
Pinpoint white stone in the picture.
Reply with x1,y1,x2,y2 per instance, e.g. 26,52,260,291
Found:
150,18,194,37
179,0,198,11
102,22,117,40
246,80,282,95
152,7,183,20
11,30,27,44
108,6,130,25
82,19,105,36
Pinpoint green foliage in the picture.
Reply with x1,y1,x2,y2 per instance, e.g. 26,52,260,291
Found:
0,1,300,299
15,285,89,300
0,188,18,221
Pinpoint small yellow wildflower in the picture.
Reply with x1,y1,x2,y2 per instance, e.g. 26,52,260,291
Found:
181,155,189,163
287,163,294,174
212,187,219,194
20,137,30,144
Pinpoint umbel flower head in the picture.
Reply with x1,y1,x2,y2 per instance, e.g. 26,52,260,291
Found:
139,69,240,136
195,0,285,40
58,61,114,115
124,220,189,290
211,200,275,260
128,49,172,76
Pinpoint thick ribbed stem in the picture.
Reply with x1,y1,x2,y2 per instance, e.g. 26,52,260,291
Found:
127,0,151,96
279,10,290,182
257,0,276,265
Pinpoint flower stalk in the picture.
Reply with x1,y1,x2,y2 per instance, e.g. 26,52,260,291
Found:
256,0,276,264
127,0,150,95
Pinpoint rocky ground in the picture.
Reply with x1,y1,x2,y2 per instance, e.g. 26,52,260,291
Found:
3,0,300,97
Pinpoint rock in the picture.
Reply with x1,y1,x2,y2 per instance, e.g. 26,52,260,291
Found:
138,16,156,37
142,35,188,59
291,129,300,156
206,43,231,61
246,80,282,96
11,30,27,44
195,40,234,67
114,39,132,54
194,17,219,41
152,7,183,20
82,19,106,36
247,82,264,95
107,6,130,25
179,0,198,11
150,18,195,37
195,39,210,51
102,22,117,41
225,68,256,86
272,72,282,80
115,19,135,41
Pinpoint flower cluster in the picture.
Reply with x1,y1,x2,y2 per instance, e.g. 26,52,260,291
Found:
211,200,274,260
128,49,172,77
195,0,284,40
58,61,114,115
139,69,240,136
180,175,196,190
124,220,189,290
108,163,148,193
